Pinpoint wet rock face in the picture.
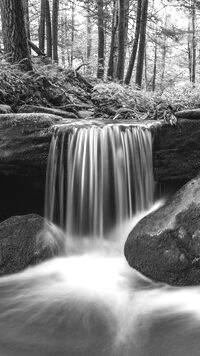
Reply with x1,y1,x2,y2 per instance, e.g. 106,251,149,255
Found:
0,113,65,222
0,214,65,276
153,119,200,184
0,113,61,176
124,176,200,286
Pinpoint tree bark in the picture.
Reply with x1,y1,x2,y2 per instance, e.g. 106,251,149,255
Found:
60,2,66,67
22,0,30,40
86,10,92,74
135,0,149,88
39,0,46,53
191,0,196,84
52,0,59,62
124,0,142,84
152,40,157,91
116,0,126,81
45,0,52,58
188,14,192,82
97,0,104,79
124,0,129,59
1,0,32,71
107,0,118,79
160,13,167,90
71,2,75,67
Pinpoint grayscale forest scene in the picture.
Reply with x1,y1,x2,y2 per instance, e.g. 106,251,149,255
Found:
0,0,200,355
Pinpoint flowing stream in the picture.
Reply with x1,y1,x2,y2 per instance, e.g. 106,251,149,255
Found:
0,121,200,355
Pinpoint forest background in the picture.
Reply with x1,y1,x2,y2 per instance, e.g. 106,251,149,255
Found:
0,0,200,116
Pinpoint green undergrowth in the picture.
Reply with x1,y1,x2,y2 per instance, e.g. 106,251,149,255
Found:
0,56,199,120
0,57,92,111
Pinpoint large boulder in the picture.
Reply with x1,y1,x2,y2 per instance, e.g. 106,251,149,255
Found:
124,176,200,286
0,214,65,275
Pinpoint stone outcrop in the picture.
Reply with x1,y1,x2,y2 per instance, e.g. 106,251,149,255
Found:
124,176,200,286
0,113,61,176
0,113,64,221
152,119,200,184
0,114,199,184
0,114,200,222
0,214,65,275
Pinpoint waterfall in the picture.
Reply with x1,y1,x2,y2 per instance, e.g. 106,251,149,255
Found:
1,121,200,356
45,122,154,238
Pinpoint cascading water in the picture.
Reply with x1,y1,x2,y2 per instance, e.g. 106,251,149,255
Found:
45,122,154,238
0,121,200,356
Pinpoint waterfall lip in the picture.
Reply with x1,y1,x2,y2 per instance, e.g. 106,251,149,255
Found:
51,118,160,131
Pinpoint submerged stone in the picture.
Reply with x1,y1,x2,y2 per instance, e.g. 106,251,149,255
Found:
124,176,200,286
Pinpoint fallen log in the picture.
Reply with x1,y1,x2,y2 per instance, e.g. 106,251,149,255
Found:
175,109,200,120
28,39,45,57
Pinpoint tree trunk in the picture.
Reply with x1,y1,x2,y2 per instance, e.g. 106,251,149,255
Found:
22,0,30,40
60,2,66,67
71,2,75,67
39,0,46,53
188,13,192,82
107,0,118,79
124,0,142,84
191,0,196,84
124,0,129,59
45,0,52,58
86,11,92,74
160,13,167,90
1,0,32,71
52,0,59,62
144,44,148,88
116,0,126,81
97,0,104,79
152,40,157,91
135,0,149,88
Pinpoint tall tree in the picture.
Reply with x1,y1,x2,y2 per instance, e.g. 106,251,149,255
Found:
152,39,157,91
39,0,46,53
116,0,127,81
135,0,149,88
160,13,167,89
97,0,104,79
45,0,52,58
124,0,142,84
71,2,75,67
188,11,192,82
86,10,92,74
22,0,30,40
191,0,196,84
107,0,118,79
52,0,59,62
1,0,32,71
60,1,66,66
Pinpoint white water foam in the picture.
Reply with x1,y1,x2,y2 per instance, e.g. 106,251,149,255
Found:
0,201,200,355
